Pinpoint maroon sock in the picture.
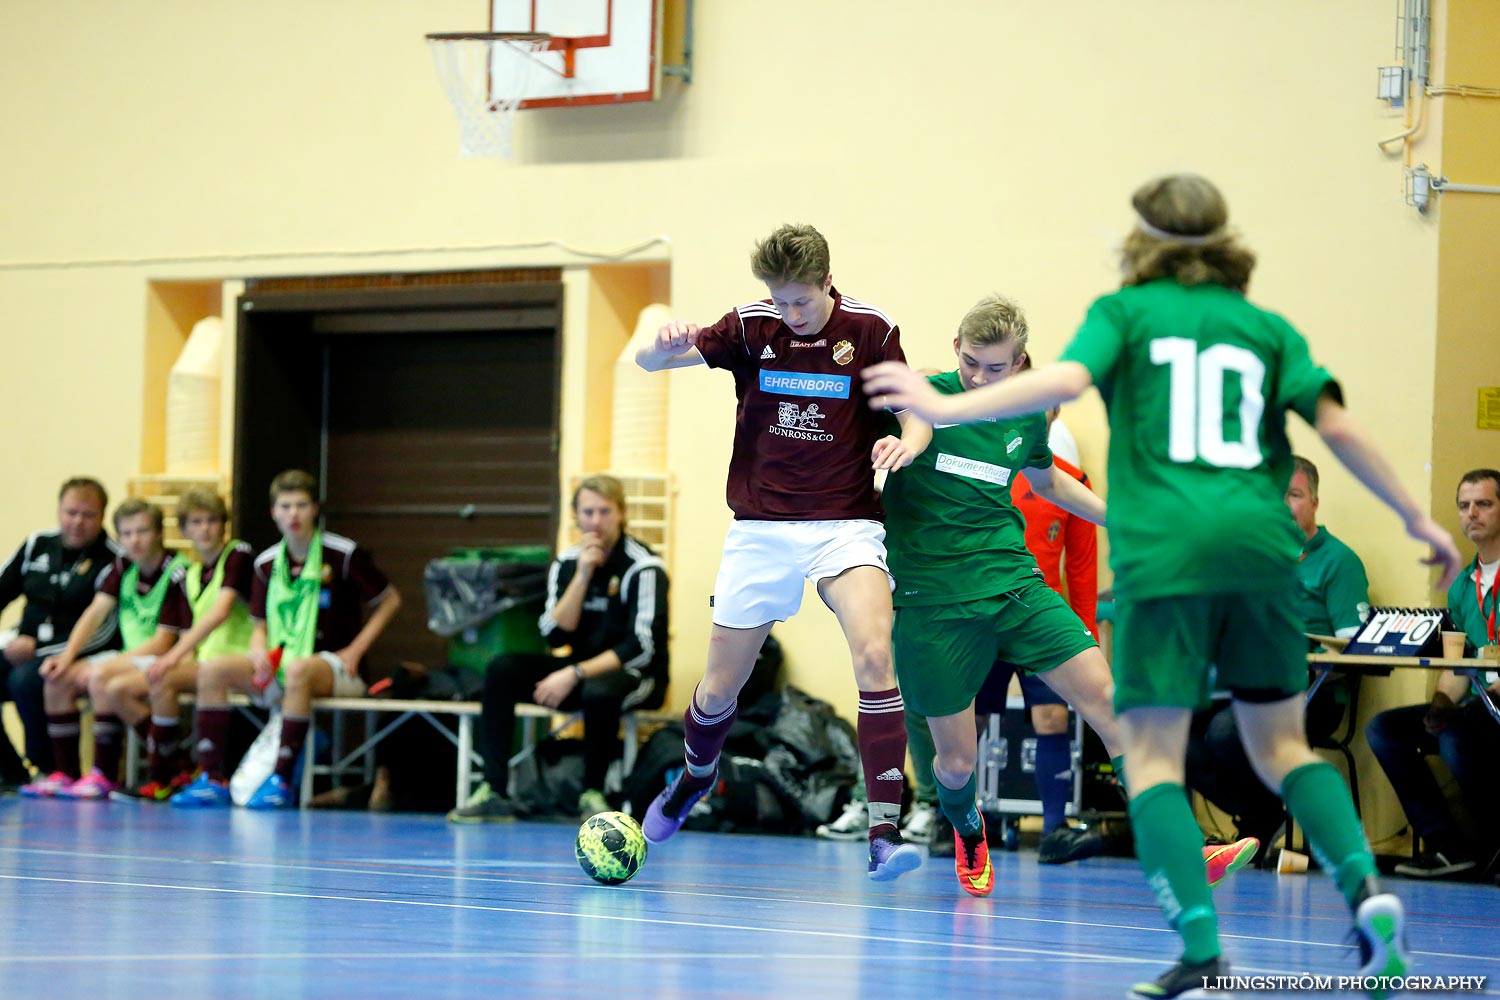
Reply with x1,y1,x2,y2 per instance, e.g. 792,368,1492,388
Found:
274,715,311,783
46,711,82,779
858,687,908,836
92,714,124,782
133,717,150,740
195,707,232,781
680,686,736,790
148,719,183,784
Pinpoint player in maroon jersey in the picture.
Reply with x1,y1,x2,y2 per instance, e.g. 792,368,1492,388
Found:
635,223,931,879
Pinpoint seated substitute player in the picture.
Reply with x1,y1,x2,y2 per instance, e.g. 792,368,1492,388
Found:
120,489,255,799
864,173,1461,998
880,295,1253,897
448,474,669,823
0,477,120,787
174,469,401,809
26,499,185,799
635,223,932,879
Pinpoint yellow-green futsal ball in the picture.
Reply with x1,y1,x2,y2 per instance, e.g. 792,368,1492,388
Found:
576,811,648,885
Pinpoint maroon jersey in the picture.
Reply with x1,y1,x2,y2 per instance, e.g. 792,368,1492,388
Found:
162,541,255,628
100,555,191,632
249,532,391,665
213,542,256,599
695,288,906,521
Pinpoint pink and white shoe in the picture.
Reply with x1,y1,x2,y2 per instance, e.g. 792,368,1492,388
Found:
62,768,117,800
19,771,75,798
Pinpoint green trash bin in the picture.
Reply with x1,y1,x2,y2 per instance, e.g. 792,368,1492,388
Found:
442,545,552,675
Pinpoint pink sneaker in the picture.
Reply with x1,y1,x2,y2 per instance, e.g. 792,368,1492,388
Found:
1205,836,1260,887
62,768,117,800
20,771,75,798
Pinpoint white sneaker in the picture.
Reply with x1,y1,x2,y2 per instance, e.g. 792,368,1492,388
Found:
900,802,938,844
816,797,869,840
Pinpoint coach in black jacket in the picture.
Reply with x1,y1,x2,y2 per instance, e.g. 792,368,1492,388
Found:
0,478,121,783
448,474,669,824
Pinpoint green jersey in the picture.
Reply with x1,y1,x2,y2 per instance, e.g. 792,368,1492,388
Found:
1295,526,1369,637
1059,279,1335,600
1447,556,1498,652
883,371,1053,607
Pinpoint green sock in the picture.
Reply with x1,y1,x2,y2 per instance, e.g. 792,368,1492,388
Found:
1281,761,1375,906
906,709,938,805
1129,782,1219,963
932,765,982,835
1111,754,1128,797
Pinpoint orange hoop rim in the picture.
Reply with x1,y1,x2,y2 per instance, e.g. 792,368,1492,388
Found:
425,31,553,42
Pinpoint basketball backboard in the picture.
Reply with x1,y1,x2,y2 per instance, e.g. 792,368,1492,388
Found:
491,0,663,108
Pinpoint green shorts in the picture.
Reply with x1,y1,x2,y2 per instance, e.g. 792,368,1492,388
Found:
893,576,1099,718
1111,590,1308,713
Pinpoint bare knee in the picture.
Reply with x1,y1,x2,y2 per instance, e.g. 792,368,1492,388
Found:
933,747,976,788
1032,704,1069,736
103,673,138,709
86,669,115,703
197,657,233,699
849,639,893,688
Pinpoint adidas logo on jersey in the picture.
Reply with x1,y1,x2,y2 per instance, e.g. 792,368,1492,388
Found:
875,767,903,781
760,345,776,360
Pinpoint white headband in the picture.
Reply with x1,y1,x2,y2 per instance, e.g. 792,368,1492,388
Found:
1136,214,1223,246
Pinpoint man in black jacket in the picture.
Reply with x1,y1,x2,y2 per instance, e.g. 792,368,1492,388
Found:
0,478,121,785
449,475,669,823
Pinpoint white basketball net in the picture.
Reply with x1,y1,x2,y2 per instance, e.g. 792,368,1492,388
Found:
427,35,551,159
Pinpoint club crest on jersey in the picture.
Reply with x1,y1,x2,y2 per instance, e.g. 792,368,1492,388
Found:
1005,430,1023,455
1047,520,1062,543
832,340,855,365
771,402,834,441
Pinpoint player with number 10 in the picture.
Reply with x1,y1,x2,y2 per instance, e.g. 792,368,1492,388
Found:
862,174,1462,999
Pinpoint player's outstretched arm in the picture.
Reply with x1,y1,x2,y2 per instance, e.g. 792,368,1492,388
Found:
864,360,1093,424
1025,462,1106,526
636,321,707,372
871,410,932,472
1313,392,1463,589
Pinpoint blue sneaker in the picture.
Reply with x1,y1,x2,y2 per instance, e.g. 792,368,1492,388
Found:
868,827,922,882
641,768,715,844
245,773,292,810
171,772,232,809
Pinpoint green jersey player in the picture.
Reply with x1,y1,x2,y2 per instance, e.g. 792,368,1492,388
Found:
865,174,1461,1000
880,295,1123,898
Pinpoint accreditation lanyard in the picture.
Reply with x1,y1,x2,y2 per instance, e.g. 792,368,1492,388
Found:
1477,567,1498,643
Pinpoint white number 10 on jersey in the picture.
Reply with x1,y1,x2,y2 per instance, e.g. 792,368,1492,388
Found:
1150,337,1266,469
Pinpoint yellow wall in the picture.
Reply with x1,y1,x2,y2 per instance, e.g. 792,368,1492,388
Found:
1430,0,1500,531
0,2,1482,772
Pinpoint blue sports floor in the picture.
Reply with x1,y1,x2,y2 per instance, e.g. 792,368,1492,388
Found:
1,799,1495,999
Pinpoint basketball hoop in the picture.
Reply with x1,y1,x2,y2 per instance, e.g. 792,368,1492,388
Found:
426,32,554,159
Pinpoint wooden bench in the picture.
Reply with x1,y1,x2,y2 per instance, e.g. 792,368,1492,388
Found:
122,695,674,810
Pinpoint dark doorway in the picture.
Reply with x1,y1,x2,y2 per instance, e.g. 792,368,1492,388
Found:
233,274,562,672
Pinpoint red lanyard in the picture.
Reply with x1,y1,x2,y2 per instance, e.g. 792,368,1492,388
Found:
1477,567,1498,643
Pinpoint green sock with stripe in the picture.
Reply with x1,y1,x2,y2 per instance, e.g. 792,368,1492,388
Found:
932,765,983,836
1281,761,1375,906
1129,782,1219,963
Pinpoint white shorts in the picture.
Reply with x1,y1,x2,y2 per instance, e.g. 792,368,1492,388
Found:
711,519,893,629
251,650,367,708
